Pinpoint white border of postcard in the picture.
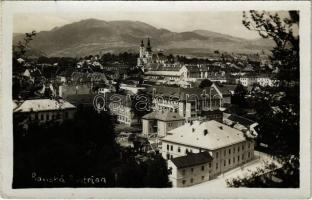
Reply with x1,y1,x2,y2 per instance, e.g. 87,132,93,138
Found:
1,1,311,199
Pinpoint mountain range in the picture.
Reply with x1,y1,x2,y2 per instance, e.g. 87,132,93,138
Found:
13,18,275,58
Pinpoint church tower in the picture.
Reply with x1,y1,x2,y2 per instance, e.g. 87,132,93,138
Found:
146,38,152,53
139,40,145,58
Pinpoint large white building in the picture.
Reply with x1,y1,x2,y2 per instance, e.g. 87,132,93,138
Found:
161,120,255,187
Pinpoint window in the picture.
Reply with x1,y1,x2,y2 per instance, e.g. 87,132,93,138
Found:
224,160,226,166
201,176,205,180
182,180,186,185
201,166,205,171
238,146,240,152
209,163,211,168
228,159,231,165
229,149,231,154
178,147,181,153
216,163,218,169
233,157,235,163
242,154,245,160
170,145,173,151
238,156,240,161
242,145,245,150
182,169,186,175
190,178,193,183
248,142,251,148
167,144,169,150
185,149,189,154
191,168,194,173
248,152,250,158
233,148,235,153
170,155,173,159
216,152,218,158
166,154,170,160
41,114,44,120
224,150,226,156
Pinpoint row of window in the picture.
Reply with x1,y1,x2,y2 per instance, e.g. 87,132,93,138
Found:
166,144,194,154
182,176,205,185
33,111,69,121
215,143,252,158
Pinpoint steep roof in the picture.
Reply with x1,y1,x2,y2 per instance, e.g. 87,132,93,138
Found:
171,151,213,169
14,99,76,113
147,86,221,101
142,111,184,121
226,114,257,127
162,120,246,150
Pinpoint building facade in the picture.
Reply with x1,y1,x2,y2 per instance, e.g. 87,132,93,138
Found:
161,120,255,186
13,99,76,125
142,111,185,137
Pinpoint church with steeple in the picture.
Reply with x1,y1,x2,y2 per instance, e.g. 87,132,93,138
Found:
137,38,153,71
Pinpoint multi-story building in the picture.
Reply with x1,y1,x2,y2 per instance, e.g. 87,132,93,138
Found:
13,99,76,124
106,93,139,126
142,111,185,137
168,151,213,187
148,86,223,119
239,74,277,87
161,120,255,186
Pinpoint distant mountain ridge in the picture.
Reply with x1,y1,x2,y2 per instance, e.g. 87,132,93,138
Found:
13,18,275,58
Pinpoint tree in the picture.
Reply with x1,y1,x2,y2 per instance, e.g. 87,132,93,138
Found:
199,79,212,88
13,31,37,60
232,83,247,106
242,11,299,85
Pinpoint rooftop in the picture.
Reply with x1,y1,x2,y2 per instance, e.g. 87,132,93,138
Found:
14,99,76,113
142,111,184,121
162,120,246,150
171,151,213,169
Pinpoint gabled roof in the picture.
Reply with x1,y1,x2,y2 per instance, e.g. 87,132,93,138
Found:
142,111,184,121
147,86,221,101
162,120,246,150
14,99,76,113
171,151,213,169
225,114,257,127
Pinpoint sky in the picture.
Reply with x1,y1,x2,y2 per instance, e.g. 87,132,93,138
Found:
13,11,264,40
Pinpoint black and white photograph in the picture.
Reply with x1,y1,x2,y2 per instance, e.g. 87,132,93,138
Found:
0,1,311,199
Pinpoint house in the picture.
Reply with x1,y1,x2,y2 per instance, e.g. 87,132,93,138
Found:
212,83,237,106
223,113,259,138
148,86,223,119
161,120,255,186
142,111,185,137
168,151,213,187
201,110,223,122
13,99,76,124
239,74,277,87
106,93,138,126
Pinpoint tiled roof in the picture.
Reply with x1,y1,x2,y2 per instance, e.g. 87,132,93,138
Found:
14,99,76,113
171,151,213,169
147,86,221,100
226,114,257,127
162,120,246,150
142,111,184,121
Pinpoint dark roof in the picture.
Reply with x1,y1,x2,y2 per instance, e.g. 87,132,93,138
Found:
227,114,256,127
171,152,213,169
142,111,184,121
146,86,221,101
202,110,223,116
63,94,97,105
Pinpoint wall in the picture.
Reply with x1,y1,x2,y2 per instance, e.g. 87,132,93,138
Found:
168,160,211,187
